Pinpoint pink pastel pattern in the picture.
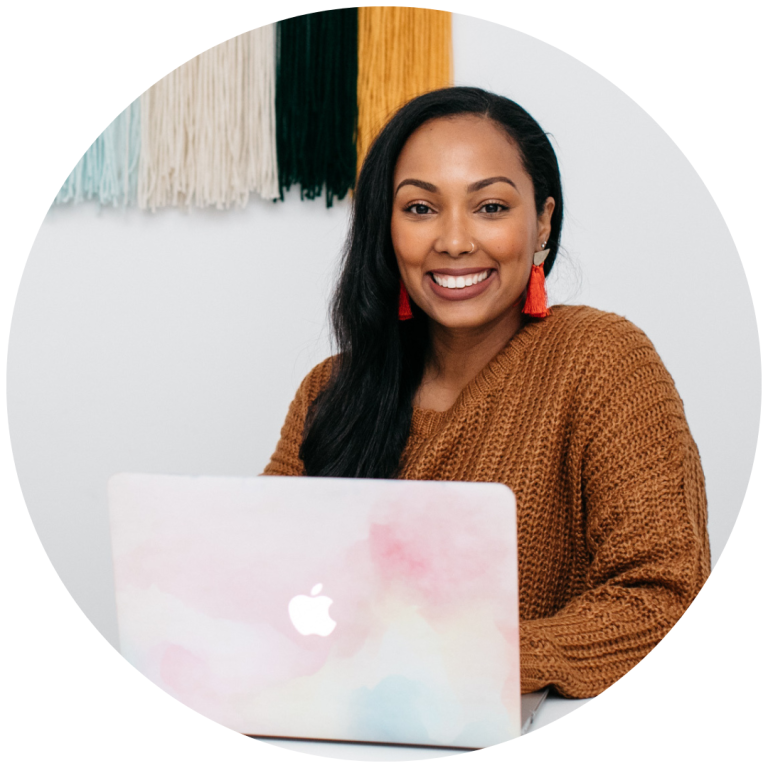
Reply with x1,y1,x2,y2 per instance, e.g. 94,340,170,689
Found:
109,474,520,747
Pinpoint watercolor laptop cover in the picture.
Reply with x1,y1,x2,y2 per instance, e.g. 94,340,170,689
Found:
108,474,521,748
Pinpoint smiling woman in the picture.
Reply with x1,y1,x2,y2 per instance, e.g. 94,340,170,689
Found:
263,87,711,699
391,115,557,411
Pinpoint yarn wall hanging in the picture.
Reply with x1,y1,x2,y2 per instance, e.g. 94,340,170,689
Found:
276,9,358,207
53,8,453,211
55,99,141,207
138,25,279,211
357,7,452,173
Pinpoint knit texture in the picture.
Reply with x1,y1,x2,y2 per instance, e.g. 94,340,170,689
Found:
263,305,711,698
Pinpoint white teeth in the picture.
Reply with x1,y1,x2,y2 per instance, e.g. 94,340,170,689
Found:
432,270,490,289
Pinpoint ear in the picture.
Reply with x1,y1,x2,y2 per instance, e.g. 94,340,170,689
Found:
537,197,556,245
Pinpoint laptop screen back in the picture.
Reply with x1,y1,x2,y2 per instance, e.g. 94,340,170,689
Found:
109,474,520,748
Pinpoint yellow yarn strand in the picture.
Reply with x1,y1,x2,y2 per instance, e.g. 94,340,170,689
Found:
357,7,452,173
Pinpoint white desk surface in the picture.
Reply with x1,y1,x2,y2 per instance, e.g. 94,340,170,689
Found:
258,695,592,761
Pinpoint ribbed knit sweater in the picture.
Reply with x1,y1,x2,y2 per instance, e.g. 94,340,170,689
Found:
264,305,711,698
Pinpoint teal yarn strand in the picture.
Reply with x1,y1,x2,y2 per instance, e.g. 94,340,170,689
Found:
55,99,141,206
276,10,358,207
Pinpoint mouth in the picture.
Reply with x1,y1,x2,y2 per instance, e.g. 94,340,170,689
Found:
426,268,497,302
430,269,492,289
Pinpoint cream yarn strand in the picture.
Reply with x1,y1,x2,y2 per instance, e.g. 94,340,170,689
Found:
138,25,278,210
246,26,279,201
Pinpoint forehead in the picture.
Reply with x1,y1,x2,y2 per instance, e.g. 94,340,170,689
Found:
393,115,527,183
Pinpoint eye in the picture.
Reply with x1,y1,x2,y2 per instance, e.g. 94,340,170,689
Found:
479,202,508,215
404,202,434,215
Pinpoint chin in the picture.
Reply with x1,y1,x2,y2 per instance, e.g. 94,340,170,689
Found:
430,308,494,330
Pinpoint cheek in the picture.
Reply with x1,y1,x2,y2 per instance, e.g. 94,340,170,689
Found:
483,227,530,263
391,220,430,266
479,207,539,253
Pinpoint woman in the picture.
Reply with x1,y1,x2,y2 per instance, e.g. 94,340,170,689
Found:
264,87,710,699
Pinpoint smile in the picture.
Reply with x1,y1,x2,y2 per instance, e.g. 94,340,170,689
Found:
426,268,497,302
430,270,491,289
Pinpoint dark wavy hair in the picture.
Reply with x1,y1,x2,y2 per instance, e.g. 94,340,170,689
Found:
299,87,563,478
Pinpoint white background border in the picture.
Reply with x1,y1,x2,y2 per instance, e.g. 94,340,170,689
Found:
2,1,765,765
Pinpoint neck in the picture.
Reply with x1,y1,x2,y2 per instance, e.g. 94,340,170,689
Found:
426,304,527,390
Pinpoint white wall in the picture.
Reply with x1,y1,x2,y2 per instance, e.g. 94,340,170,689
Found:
7,16,760,649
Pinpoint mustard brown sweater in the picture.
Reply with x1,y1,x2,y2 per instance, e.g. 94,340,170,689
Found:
264,305,711,698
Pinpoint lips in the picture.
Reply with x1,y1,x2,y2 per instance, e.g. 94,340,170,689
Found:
426,268,497,301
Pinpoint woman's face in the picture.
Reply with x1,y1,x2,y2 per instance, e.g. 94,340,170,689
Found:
391,115,555,332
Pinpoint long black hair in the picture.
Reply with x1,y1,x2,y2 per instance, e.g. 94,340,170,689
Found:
299,87,563,478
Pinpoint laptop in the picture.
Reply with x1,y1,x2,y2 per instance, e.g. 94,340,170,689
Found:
108,473,526,749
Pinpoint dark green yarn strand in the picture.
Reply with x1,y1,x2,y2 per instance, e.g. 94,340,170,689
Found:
276,10,358,207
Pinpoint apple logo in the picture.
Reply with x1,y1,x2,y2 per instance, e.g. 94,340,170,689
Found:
288,583,337,637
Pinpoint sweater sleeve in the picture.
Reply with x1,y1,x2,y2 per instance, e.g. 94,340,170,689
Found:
262,359,334,476
519,317,711,698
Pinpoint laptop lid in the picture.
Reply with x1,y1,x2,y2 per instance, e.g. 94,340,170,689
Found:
108,474,520,749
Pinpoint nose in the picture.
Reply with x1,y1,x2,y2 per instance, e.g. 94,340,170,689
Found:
434,211,474,258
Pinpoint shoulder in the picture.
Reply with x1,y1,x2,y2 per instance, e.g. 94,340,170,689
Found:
546,304,651,342
288,356,336,410
294,356,337,405
531,305,677,404
276,355,336,434
541,305,684,420
543,304,660,364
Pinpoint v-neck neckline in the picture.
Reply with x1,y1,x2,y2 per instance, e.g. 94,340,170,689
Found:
409,312,548,439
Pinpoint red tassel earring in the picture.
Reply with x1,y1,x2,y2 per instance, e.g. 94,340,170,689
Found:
522,245,551,318
398,279,413,321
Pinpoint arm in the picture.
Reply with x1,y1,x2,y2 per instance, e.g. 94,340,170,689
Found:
262,359,334,476
520,320,711,698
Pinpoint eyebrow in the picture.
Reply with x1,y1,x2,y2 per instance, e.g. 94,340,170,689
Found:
395,178,437,194
394,176,518,195
467,176,518,192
